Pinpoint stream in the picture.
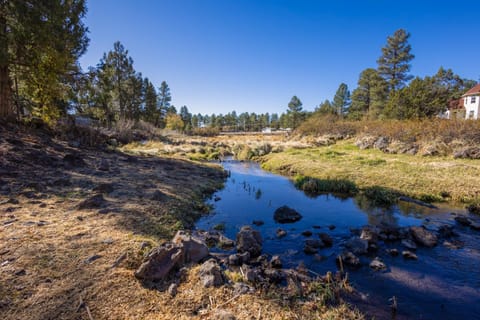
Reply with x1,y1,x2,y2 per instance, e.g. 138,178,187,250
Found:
195,160,480,320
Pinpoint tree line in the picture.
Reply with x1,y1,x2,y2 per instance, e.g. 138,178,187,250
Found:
0,2,477,131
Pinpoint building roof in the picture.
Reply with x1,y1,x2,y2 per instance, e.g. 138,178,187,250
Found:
462,84,480,97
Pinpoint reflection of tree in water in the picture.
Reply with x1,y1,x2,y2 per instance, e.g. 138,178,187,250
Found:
354,195,399,227
397,201,430,218
241,180,263,200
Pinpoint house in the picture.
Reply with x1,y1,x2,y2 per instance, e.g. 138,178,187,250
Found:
462,84,480,119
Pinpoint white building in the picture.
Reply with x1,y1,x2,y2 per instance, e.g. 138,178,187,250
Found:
462,84,480,119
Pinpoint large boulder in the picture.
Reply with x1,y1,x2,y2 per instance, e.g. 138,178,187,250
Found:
134,243,184,281
410,226,438,247
236,226,262,257
172,230,209,264
273,206,302,223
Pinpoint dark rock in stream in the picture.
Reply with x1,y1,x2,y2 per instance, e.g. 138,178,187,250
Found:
270,255,282,269
273,205,302,223
236,226,262,258
318,233,333,247
338,251,361,267
410,226,438,247
369,257,387,271
402,250,418,260
345,237,369,255
252,220,264,226
454,216,472,226
301,230,313,237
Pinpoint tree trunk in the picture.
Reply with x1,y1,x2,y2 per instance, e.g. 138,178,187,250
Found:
0,8,13,119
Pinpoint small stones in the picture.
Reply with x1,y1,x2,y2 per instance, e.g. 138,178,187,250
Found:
252,220,264,226
318,233,333,247
402,250,418,260
233,282,253,295
369,257,387,271
301,230,313,237
276,228,287,238
387,248,399,256
401,239,417,250
236,226,262,258
338,251,360,267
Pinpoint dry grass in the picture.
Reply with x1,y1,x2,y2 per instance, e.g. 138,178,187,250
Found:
261,140,480,204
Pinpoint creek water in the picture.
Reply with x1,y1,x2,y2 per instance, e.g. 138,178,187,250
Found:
195,160,480,320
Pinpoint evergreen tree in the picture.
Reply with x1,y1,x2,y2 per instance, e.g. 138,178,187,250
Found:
287,95,303,129
377,29,414,92
157,81,171,127
315,100,336,116
0,0,88,121
349,68,388,120
143,78,158,124
179,105,192,129
332,83,350,116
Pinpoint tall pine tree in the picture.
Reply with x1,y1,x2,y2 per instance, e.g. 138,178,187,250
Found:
377,29,414,92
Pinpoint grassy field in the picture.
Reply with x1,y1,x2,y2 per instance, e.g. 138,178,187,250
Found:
261,140,480,204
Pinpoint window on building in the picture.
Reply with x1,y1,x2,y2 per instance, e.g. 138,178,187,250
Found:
472,96,477,104
469,110,475,119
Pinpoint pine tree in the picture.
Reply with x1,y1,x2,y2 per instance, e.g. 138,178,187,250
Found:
377,29,414,92
349,68,388,120
0,0,88,121
143,78,158,124
332,83,350,116
157,81,171,127
287,95,303,129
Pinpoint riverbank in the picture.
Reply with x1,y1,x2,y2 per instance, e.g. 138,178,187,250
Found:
260,139,480,205
0,124,363,320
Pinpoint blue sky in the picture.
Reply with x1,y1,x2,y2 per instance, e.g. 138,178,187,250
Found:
80,0,480,115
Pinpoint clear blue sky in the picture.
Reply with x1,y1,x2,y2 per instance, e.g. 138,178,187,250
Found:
79,0,480,115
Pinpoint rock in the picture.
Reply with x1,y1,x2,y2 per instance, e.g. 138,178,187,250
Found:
328,225,336,230
236,226,262,258
453,147,480,159
402,250,418,260
252,220,264,226
167,283,178,297
338,251,360,267
172,230,209,264
98,159,110,171
374,136,389,151
233,282,253,295
212,309,236,320
228,252,250,266
135,243,184,281
77,194,106,210
198,259,224,288
401,239,417,250
273,206,302,223
318,233,333,247
410,226,438,247
242,265,261,283
218,235,235,249
151,190,166,201
455,216,472,226
369,257,387,271
270,255,282,269
276,228,287,238
301,230,313,237
443,240,464,249
387,248,399,256
264,268,285,283
305,239,324,248
345,237,369,255
360,226,378,244
438,224,456,238
467,203,480,214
